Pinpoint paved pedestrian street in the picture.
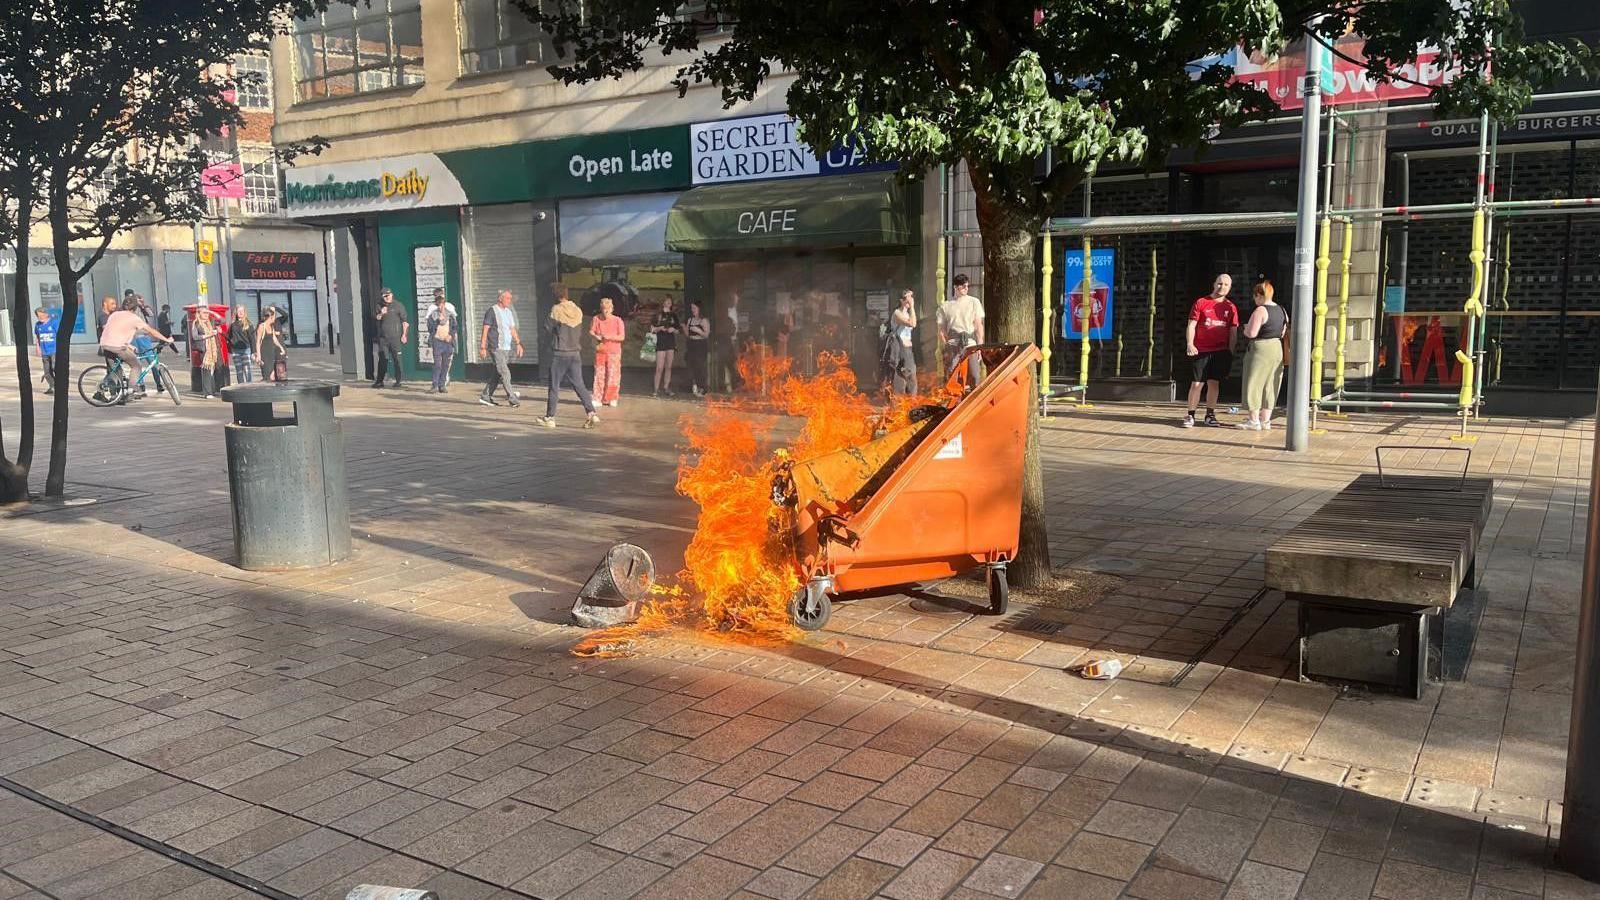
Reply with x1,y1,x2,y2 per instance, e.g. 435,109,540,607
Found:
0,371,1595,899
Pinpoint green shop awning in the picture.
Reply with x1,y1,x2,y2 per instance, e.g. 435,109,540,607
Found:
665,172,910,252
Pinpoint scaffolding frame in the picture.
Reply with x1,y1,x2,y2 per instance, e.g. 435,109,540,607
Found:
933,86,1600,440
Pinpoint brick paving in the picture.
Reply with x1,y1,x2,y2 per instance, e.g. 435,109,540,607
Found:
0,364,1596,899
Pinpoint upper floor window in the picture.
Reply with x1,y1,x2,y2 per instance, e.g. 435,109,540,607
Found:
241,147,281,217
459,0,582,75
675,1,729,36
294,1,424,101
234,54,273,110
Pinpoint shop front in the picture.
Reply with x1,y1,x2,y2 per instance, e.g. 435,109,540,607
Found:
666,171,917,386
284,113,916,390
232,250,323,347
1384,112,1600,412
0,248,156,350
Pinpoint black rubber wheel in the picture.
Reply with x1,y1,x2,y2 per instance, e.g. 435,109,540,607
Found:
77,365,121,408
986,567,1009,615
156,365,182,406
788,586,833,631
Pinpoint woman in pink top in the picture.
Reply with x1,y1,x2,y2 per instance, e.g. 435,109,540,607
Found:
589,297,625,407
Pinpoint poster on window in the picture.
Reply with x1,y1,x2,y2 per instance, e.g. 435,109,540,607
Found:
413,245,445,365
1062,248,1115,341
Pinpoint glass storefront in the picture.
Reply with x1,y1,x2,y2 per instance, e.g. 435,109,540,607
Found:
1380,142,1600,391
708,250,910,384
559,193,684,370
1,249,157,348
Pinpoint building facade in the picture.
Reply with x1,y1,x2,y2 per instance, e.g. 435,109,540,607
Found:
269,0,941,390
0,52,334,360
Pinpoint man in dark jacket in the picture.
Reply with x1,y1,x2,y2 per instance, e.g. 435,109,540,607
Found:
536,283,599,429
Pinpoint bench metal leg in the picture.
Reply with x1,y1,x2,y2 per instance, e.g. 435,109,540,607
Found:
1294,593,1432,699
1463,558,1478,591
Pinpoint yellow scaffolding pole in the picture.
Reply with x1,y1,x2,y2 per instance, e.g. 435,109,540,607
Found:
1145,248,1157,378
1454,209,1487,442
1077,237,1093,404
1331,219,1355,412
1040,231,1053,413
1309,218,1332,432
1494,227,1511,383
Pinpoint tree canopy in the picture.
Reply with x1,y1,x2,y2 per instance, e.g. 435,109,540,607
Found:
0,0,325,499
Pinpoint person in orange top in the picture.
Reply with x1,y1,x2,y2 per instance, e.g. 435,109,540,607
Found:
589,297,625,407
1183,273,1239,428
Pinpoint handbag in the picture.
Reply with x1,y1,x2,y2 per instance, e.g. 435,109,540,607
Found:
273,354,288,381
639,331,658,362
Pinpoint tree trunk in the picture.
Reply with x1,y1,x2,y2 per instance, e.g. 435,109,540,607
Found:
1,177,35,504
46,217,79,497
967,160,1052,589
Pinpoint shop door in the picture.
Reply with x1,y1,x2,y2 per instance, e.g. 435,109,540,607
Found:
1177,233,1289,384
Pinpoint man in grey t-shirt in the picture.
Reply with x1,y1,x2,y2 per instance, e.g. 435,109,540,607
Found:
478,290,523,407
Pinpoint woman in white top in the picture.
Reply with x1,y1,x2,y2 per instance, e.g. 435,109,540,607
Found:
887,289,918,395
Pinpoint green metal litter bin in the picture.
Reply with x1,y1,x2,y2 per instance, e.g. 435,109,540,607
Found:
220,381,351,570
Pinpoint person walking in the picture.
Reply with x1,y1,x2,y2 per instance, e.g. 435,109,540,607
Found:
1237,280,1289,431
651,296,680,396
372,288,408,388
229,307,255,384
156,304,173,340
256,306,288,383
425,288,458,394
478,290,523,407
537,283,600,428
96,296,116,336
887,289,918,396
716,293,742,392
589,297,625,407
937,274,984,384
1183,273,1239,428
685,301,711,396
33,308,57,394
193,307,223,398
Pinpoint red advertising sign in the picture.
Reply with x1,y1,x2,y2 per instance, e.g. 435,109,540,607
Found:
1214,35,1457,111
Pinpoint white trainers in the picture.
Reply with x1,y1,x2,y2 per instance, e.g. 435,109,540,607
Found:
1236,420,1262,430
585,413,601,428
535,416,556,428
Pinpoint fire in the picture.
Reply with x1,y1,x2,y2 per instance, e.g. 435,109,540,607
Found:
573,349,938,655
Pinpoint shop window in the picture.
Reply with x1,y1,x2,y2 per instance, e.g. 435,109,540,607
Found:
559,193,684,369
233,54,273,110
675,1,730,36
458,0,576,75
462,203,539,362
293,1,423,101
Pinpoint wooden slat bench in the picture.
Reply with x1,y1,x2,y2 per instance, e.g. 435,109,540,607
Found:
1265,472,1494,698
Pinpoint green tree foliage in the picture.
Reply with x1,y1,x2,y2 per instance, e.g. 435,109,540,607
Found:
521,0,1593,586
0,0,325,500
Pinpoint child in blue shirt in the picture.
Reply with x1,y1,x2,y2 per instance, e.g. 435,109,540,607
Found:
33,308,58,394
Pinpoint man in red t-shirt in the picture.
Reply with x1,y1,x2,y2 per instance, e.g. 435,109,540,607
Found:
1183,273,1239,428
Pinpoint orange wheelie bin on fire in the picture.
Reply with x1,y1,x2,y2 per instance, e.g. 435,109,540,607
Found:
771,342,1042,630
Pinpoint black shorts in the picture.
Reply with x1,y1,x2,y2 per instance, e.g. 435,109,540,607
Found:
1190,350,1233,383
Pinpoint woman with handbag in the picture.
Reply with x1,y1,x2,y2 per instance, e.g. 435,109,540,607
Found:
1238,280,1289,431
256,306,288,383
651,296,680,396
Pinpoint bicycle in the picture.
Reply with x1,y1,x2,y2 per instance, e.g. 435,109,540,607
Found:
78,342,182,408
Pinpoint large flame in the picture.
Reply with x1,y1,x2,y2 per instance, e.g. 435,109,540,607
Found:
574,349,939,655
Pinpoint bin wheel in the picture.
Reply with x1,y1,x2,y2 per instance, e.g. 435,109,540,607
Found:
986,567,1009,616
788,585,832,632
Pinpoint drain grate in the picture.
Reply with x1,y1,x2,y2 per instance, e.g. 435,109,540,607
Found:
1011,617,1063,636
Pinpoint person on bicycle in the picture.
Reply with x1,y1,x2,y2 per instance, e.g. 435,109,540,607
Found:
98,299,173,397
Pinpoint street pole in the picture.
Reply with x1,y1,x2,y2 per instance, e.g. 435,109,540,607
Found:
1560,392,1600,881
194,220,209,310
1287,27,1325,452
